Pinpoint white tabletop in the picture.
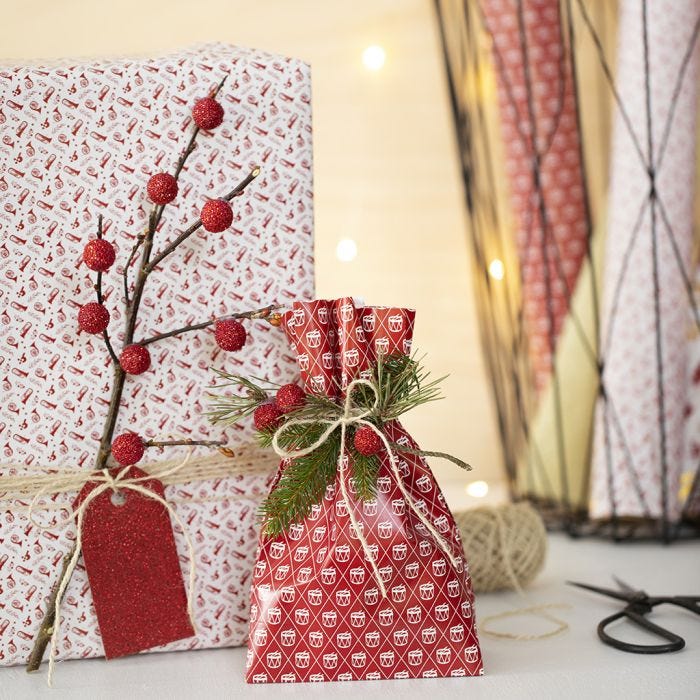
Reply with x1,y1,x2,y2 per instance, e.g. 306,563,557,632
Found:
2,532,699,700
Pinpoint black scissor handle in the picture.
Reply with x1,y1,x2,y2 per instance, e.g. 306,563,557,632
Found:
598,610,685,654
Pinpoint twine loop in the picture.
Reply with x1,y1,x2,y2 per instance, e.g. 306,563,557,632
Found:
271,377,460,598
27,453,198,688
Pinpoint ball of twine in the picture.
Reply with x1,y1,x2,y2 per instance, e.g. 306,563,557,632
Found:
454,502,547,593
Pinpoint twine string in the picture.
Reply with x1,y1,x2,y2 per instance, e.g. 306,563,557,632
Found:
271,377,460,598
455,503,569,641
0,444,278,502
27,453,200,687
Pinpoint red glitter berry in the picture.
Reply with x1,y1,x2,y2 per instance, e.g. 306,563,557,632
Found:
200,199,233,233
354,425,382,456
83,239,116,272
78,302,110,334
119,343,151,375
192,97,224,130
147,172,178,205
111,432,145,466
214,319,247,351
254,402,283,432
276,383,306,414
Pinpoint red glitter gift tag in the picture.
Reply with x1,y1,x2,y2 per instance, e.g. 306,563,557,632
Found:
74,467,195,659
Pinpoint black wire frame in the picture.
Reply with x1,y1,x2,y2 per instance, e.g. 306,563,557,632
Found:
433,0,700,541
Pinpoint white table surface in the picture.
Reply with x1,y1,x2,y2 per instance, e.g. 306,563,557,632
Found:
2,532,699,700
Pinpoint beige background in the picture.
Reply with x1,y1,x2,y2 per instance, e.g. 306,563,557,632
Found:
0,0,501,497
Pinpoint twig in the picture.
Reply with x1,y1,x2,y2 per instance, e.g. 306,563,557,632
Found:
26,552,73,673
95,271,119,365
146,439,225,449
27,74,248,673
93,216,118,364
123,76,228,305
122,231,147,307
140,304,279,346
146,167,260,273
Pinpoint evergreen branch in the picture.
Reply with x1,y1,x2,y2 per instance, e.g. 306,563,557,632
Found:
354,352,447,422
207,379,271,426
276,393,342,423
349,445,380,502
259,425,340,537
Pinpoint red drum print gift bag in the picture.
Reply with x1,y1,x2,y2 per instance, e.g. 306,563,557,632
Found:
245,297,483,683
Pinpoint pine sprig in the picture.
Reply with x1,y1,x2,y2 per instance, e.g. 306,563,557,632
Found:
207,370,276,425
349,441,380,502
207,353,454,536
259,424,340,537
352,352,447,421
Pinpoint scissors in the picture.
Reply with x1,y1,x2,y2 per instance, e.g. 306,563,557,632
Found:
567,577,700,654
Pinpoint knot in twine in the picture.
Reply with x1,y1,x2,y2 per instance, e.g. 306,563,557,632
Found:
27,457,198,687
454,502,547,593
272,377,462,599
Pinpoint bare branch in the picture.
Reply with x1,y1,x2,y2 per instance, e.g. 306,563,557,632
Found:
122,76,229,306
139,303,280,346
95,271,119,364
146,439,225,449
146,167,260,273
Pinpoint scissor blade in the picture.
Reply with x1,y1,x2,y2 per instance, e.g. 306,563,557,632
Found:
566,580,636,603
612,575,640,595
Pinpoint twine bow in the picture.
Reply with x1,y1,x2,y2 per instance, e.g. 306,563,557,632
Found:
271,377,461,598
27,456,198,688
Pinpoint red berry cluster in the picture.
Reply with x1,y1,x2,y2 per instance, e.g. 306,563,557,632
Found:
78,302,110,334
83,239,115,272
214,319,246,351
147,173,178,205
192,97,225,130
252,383,307,433
120,344,151,375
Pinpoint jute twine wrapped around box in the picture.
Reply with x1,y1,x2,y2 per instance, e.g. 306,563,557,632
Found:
0,444,278,505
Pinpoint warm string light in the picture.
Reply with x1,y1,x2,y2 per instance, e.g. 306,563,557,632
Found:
336,238,358,262
362,45,386,71
466,480,489,498
488,258,504,280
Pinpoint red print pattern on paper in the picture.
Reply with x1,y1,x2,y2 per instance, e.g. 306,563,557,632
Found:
0,43,314,666
245,299,482,683
481,0,588,391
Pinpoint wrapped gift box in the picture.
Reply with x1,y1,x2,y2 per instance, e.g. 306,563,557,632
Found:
0,42,314,666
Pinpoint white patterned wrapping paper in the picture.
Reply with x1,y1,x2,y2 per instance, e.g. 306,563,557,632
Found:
590,1,700,521
0,43,314,665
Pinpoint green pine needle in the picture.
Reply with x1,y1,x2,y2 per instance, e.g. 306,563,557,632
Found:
207,370,277,425
349,443,380,502
259,424,340,537
207,353,450,536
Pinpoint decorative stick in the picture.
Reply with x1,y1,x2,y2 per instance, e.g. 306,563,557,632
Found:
145,167,260,273
140,304,280,346
122,76,229,305
146,439,225,449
